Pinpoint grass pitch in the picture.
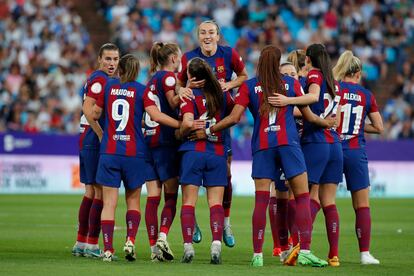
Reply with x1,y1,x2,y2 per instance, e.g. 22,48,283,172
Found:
0,195,413,275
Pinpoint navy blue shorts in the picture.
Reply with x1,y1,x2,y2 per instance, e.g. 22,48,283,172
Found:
302,142,343,185
146,146,180,182
252,145,307,181
96,154,146,190
343,148,370,192
224,130,232,156
180,151,227,187
274,169,289,192
79,149,99,184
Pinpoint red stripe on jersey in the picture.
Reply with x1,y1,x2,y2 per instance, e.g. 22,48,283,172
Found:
79,126,88,149
215,58,226,81
177,55,188,84
258,93,269,150
214,143,224,156
106,92,117,154
195,140,207,152
276,109,288,145
125,86,137,156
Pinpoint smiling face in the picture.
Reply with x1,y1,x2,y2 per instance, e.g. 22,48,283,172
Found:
198,22,220,56
98,50,119,77
280,64,298,80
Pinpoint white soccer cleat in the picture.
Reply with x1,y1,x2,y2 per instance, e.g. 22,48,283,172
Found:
102,250,114,262
361,252,380,265
123,240,136,261
156,238,174,261
181,243,195,263
210,241,222,264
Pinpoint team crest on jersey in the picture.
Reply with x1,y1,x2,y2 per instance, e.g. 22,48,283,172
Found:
217,65,224,73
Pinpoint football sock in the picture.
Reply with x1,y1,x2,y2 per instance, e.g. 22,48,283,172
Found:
287,199,299,246
295,193,312,250
76,196,93,243
268,196,279,248
145,196,160,246
323,204,340,258
310,199,321,224
355,207,371,252
223,176,232,217
160,192,177,235
87,198,103,245
276,198,289,250
210,204,224,241
126,210,141,244
252,191,270,253
101,220,115,253
181,205,195,244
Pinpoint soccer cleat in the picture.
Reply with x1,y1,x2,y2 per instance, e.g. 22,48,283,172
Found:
84,247,103,258
156,238,174,261
223,225,235,248
123,240,136,261
361,252,380,265
210,242,222,265
181,244,195,263
283,244,299,266
250,255,263,267
272,247,282,257
192,223,202,243
297,251,328,267
102,250,117,262
151,246,164,262
71,244,85,257
328,256,340,267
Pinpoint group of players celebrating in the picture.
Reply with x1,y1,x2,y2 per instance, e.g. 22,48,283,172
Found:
72,20,383,267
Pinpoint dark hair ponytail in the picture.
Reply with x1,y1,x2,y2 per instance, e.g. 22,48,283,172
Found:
187,58,223,119
306,44,336,97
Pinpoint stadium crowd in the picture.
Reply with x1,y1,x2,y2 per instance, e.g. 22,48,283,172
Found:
1,0,414,140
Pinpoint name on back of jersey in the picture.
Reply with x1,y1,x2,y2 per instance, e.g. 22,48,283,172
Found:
343,92,362,102
111,88,135,98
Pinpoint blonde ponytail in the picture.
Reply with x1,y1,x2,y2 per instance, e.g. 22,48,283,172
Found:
333,50,362,81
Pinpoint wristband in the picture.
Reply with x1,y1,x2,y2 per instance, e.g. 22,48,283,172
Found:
205,127,211,136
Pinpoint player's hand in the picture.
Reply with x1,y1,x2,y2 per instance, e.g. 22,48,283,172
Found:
178,87,194,101
268,94,290,107
324,114,337,129
188,77,205,89
191,119,206,130
220,80,232,92
188,129,207,141
174,129,183,140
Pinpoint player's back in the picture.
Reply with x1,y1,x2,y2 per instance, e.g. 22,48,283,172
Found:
301,69,340,144
100,79,147,157
338,81,378,149
179,88,233,156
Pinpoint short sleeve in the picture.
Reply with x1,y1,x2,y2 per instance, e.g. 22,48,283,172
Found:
177,54,188,84
143,86,156,108
307,70,323,87
369,92,379,113
162,72,176,94
225,91,235,113
179,97,194,115
234,82,250,107
87,75,106,104
231,48,245,74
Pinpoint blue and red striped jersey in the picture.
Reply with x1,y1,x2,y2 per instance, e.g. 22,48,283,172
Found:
98,79,148,157
79,70,109,150
301,69,341,144
177,45,245,91
179,88,234,156
235,76,304,154
143,70,179,148
337,81,379,149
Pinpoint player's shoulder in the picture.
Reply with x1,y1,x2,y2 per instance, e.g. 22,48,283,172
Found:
89,70,108,81
307,69,323,80
245,76,259,87
218,45,233,54
184,47,201,59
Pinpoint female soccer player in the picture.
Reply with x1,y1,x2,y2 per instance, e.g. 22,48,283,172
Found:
191,45,333,267
91,54,181,262
275,44,343,266
333,50,382,265
177,20,248,247
144,41,197,261
178,57,234,264
73,43,119,258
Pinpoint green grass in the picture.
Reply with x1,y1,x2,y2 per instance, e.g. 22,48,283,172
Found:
0,195,413,275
